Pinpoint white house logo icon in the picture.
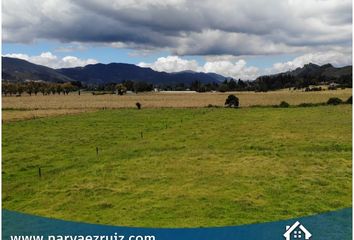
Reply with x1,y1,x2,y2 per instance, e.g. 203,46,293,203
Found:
283,221,312,240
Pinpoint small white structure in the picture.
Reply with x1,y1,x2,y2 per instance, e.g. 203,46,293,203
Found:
283,221,312,240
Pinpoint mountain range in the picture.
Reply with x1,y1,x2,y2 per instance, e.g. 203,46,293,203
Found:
2,57,73,83
2,57,225,85
2,57,352,88
276,63,351,81
254,62,352,90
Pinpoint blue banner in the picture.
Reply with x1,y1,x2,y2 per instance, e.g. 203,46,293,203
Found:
3,208,352,240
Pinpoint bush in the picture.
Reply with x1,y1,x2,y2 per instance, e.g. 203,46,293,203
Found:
298,103,322,107
279,101,290,108
116,83,127,95
207,104,220,108
327,97,343,105
225,95,239,108
346,96,352,104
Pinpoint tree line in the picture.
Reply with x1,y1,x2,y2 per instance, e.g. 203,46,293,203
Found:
2,81,79,96
254,74,352,92
86,80,153,94
2,80,154,96
3,72,351,96
186,73,351,92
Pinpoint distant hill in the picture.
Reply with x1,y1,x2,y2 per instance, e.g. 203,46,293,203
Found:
255,63,352,91
57,63,223,85
2,57,73,83
288,63,352,80
2,57,224,85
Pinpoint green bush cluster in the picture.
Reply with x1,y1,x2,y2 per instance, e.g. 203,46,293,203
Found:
279,101,290,108
327,97,343,105
225,95,239,108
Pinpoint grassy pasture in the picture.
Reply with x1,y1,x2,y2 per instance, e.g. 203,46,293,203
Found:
2,105,352,227
2,89,352,121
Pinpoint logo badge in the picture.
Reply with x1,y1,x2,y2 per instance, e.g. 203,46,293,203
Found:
283,221,312,240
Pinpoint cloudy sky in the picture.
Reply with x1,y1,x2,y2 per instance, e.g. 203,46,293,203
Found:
2,0,352,80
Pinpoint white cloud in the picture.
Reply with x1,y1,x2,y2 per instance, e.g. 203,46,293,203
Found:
139,56,201,72
269,51,352,74
203,60,259,80
3,52,98,68
139,56,260,80
3,53,29,60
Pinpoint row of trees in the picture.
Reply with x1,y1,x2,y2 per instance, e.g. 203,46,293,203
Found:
87,80,154,93
188,78,292,92
157,79,253,92
3,74,351,96
183,76,350,93
254,74,352,92
85,79,255,93
2,81,78,96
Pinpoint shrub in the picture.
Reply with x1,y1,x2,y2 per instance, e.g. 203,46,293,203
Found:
346,96,352,104
279,101,290,108
207,104,220,108
115,84,127,95
225,95,239,108
327,97,343,105
298,103,319,107
136,102,142,109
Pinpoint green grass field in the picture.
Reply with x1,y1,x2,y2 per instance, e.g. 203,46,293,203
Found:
2,105,352,227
